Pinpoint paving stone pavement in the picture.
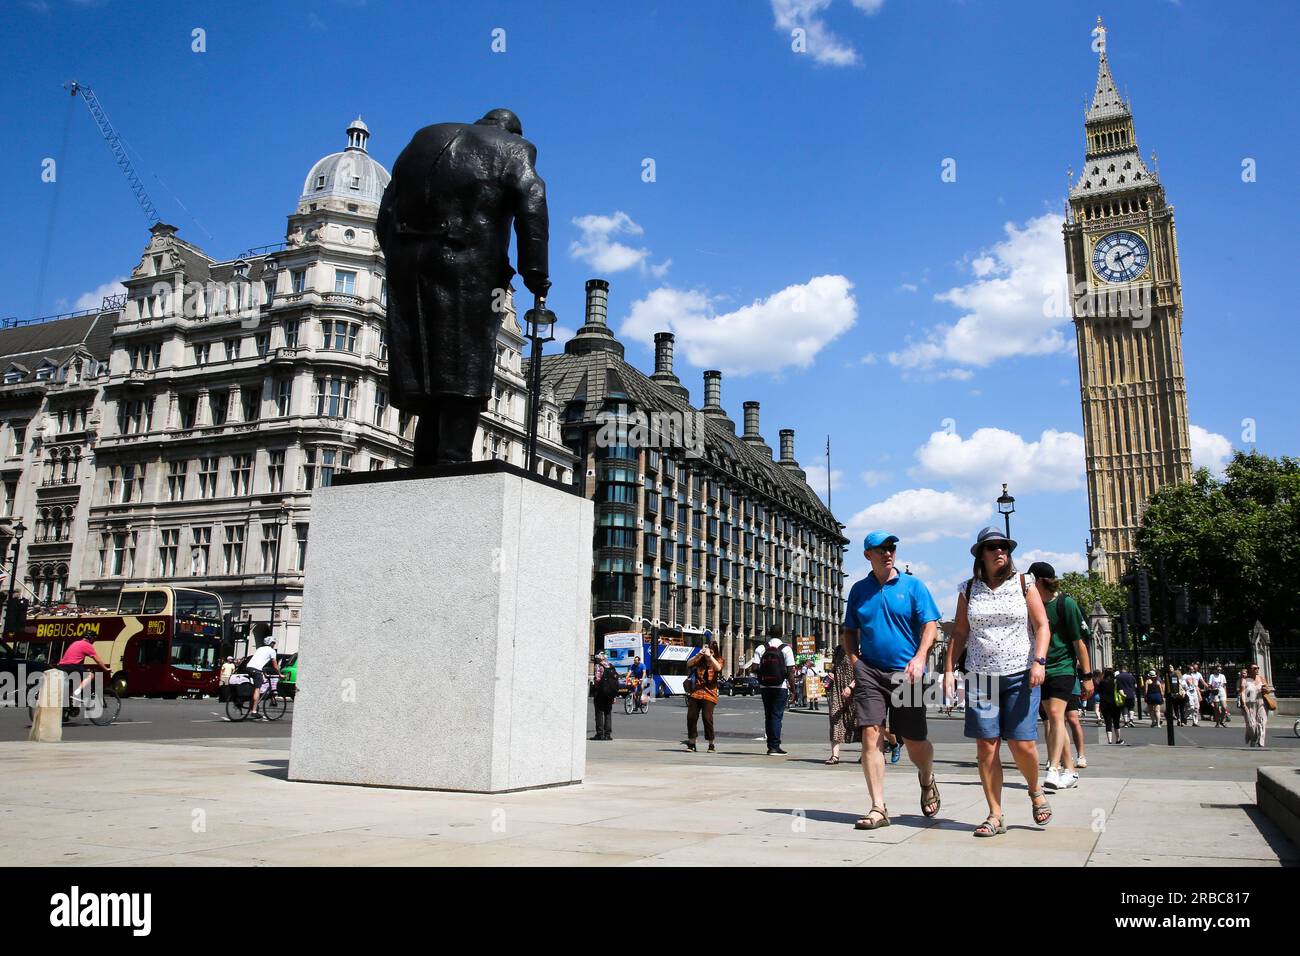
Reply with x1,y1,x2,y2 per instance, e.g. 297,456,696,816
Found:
0,739,1294,867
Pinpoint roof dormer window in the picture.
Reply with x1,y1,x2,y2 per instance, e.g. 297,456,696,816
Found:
4,370,22,385
316,175,326,190
349,176,360,190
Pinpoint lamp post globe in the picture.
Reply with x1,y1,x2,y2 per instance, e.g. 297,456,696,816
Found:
996,483,1016,540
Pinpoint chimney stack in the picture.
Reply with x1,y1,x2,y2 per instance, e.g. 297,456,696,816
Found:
778,428,806,478
701,370,734,432
649,330,690,402
653,332,675,375
584,278,609,327
565,278,624,358
742,401,772,457
703,370,721,408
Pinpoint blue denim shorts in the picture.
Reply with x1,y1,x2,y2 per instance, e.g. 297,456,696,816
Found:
964,669,1040,741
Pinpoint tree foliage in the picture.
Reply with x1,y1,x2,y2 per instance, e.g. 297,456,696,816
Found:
1135,451,1300,636
1058,571,1126,618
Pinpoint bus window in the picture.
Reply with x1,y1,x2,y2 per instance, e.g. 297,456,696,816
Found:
118,591,146,614
174,589,221,621
143,591,169,615
138,640,167,666
170,633,218,671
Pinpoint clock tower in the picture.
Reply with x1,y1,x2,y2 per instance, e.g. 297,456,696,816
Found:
1063,19,1193,583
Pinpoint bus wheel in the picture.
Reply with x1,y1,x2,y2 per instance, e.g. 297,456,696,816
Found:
111,673,129,697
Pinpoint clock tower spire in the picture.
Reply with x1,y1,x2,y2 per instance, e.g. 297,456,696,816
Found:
1063,20,1193,583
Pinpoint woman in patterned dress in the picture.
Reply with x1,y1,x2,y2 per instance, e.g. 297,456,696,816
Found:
825,644,860,764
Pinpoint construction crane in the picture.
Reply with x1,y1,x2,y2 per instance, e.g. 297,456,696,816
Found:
64,80,160,224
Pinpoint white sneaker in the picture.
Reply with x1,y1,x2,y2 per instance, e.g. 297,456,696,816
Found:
1075,755,1088,769
1043,767,1061,790
1058,771,1079,789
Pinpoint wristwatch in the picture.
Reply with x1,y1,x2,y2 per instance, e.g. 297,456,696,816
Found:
1033,657,1047,666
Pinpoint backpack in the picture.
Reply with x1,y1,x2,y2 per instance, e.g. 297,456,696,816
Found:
597,664,619,697
757,643,789,686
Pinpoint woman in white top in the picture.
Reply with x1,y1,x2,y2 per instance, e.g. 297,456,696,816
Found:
944,527,1052,837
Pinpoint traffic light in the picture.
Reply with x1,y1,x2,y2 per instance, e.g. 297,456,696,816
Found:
1121,569,1152,631
1133,568,1152,629
4,596,27,638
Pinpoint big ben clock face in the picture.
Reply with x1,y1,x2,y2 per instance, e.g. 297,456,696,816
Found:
1092,231,1150,283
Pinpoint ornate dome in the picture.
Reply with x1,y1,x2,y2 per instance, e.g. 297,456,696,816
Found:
299,117,390,208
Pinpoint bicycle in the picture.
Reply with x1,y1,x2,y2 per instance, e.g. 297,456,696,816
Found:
28,666,121,727
1292,716,1298,739
623,685,648,714
225,673,288,722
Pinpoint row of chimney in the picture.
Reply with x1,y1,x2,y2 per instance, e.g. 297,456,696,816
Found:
575,278,805,477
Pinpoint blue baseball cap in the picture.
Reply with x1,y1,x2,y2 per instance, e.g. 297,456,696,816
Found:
863,530,899,551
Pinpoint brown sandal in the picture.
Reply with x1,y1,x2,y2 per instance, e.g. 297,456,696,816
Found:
973,813,1006,837
1029,788,1052,826
920,774,941,818
854,805,891,830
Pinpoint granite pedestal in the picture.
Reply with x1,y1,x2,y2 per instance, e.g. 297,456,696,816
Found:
288,463,594,793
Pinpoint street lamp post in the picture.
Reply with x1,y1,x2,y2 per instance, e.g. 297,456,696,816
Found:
267,507,290,645
996,483,1016,540
2,519,27,636
523,291,556,476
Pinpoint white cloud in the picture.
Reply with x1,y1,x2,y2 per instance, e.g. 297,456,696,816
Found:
888,213,1071,371
551,325,576,347
896,283,919,293
860,469,889,487
569,211,669,277
1190,424,1232,477
770,0,868,67
73,278,128,312
911,426,1084,498
844,488,989,544
1017,549,1088,575
802,464,842,503
619,275,857,375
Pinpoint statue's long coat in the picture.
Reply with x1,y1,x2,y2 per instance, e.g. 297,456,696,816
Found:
377,122,548,405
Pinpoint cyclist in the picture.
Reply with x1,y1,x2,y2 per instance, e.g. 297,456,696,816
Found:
628,655,646,707
56,636,108,705
245,637,284,720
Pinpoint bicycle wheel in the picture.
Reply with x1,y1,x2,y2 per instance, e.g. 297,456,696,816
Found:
88,690,122,726
623,694,634,714
263,693,288,721
225,697,251,721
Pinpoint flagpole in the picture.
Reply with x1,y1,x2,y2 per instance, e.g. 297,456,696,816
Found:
825,435,832,511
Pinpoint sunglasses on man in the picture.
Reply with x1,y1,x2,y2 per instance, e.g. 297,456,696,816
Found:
870,544,896,554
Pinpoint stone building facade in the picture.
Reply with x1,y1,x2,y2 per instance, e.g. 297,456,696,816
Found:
543,280,848,670
1063,23,1193,582
0,309,117,605
15,119,570,650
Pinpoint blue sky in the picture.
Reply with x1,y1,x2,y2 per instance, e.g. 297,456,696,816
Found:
4,0,1297,613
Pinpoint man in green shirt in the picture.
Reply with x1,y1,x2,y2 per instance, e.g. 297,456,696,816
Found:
1029,562,1094,791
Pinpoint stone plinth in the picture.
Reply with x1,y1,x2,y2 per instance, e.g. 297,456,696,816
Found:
289,463,593,793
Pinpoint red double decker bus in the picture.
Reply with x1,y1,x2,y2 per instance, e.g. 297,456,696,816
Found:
7,585,224,697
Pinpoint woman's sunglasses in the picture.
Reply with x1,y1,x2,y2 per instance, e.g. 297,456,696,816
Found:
981,542,1010,553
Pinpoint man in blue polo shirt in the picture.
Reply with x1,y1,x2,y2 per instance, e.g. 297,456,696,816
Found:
841,530,942,830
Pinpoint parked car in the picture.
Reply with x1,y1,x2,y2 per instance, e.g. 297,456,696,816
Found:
726,675,760,697
278,653,298,699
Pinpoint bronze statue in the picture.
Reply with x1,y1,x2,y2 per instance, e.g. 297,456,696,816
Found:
377,108,549,465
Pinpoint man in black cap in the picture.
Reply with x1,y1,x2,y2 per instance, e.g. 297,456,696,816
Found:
377,109,550,465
